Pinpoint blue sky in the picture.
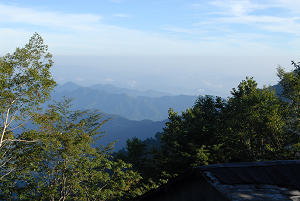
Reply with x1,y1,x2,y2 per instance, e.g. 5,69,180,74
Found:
1,0,300,97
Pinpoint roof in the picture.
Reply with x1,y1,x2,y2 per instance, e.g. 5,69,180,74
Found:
198,160,300,201
135,160,300,201
197,160,300,190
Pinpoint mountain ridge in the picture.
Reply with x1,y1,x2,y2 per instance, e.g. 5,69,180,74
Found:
50,83,198,121
55,81,173,97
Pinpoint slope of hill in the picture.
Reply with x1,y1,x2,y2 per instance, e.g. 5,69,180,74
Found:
89,83,172,97
49,86,198,121
55,82,172,97
270,83,283,96
12,113,167,151
54,81,82,92
99,114,167,150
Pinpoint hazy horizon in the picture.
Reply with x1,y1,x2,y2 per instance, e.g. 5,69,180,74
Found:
51,55,293,97
1,0,299,97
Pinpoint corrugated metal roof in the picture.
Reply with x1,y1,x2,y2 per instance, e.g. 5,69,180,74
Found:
197,160,300,190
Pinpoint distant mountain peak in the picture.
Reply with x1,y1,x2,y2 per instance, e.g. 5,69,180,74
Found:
88,83,173,98
55,81,82,92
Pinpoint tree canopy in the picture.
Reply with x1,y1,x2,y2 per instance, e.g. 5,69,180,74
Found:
118,72,300,183
0,32,56,182
0,34,146,200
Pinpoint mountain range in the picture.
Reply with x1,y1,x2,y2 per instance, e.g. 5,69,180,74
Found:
21,82,282,151
14,113,166,151
49,82,199,121
98,114,167,150
32,81,198,150
55,82,173,98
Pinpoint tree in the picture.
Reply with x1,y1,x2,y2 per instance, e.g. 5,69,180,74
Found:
118,137,148,176
0,33,56,179
158,95,226,177
224,77,297,161
114,74,300,190
116,136,162,182
277,61,300,154
277,61,300,109
0,98,142,200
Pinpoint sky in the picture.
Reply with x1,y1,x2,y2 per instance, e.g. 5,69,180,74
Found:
1,0,300,97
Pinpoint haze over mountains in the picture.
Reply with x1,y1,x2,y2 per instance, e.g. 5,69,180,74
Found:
98,114,167,150
30,82,282,150
51,81,199,121
40,81,199,150
55,81,173,98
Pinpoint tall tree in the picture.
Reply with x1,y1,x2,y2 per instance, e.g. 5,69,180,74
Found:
224,77,296,161
118,137,148,176
159,95,226,177
277,61,300,153
116,75,299,187
0,98,142,200
116,136,165,184
0,33,56,180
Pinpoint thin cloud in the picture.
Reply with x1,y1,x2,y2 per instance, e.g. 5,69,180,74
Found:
204,80,212,86
75,77,85,81
162,27,194,34
1,1,298,57
217,15,293,24
56,78,66,82
105,78,114,82
0,4,101,30
204,80,222,88
262,22,300,34
113,13,131,17
0,3,211,56
191,0,300,34
128,80,137,87
272,0,300,13
209,0,270,16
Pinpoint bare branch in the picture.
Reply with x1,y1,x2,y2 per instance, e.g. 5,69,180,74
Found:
7,102,26,127
0,167,16,180
0,141,13,159
3,139,37,143
7,118,31,132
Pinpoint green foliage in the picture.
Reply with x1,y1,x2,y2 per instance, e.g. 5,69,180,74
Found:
120,75,300,184
224,77,296,161
120,137,148,174
0,97,142,200
116,135,168,195
0,32,56,142
157,95,227,176
0,34,146,200
143,132,162,151
277,61,300,129
277,61,300,158
0,33,56,183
